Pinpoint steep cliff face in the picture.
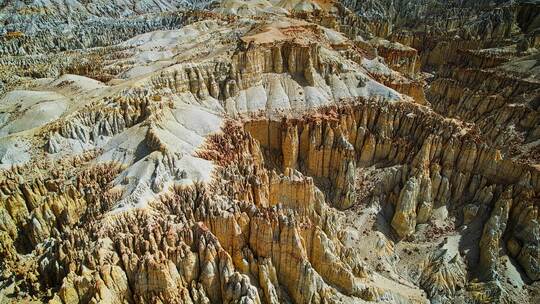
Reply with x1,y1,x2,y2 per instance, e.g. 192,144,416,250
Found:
340,0,540,161
1,0,539,303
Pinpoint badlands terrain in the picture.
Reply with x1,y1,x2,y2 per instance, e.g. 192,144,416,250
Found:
0,0,539,303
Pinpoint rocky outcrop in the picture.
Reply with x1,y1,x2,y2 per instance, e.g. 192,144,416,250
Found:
371,38,418,76
427,60,540,162
245,113,358,210
1,1,540,303
391,176,421,239
244,99,540,296
419,237,467,301
478,188,513,281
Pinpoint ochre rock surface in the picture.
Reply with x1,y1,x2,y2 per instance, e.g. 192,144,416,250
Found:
0,0,539,303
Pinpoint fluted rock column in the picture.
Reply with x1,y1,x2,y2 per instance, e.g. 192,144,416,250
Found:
272,46,283,74
391,176,420,239
479,188,512,281
281,124,299,171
